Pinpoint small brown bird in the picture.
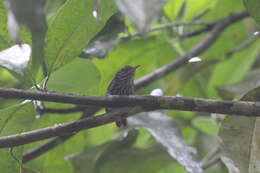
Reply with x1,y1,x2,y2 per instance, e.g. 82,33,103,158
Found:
106,65,140,127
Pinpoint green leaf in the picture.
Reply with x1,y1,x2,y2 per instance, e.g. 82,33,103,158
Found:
0,102,35,173
207,41,259,99
128,112,203,172
184,0,217,20
94,37,178,94
68,132,173,173
0,0,12,49
158,164,186,173
22,58,101,172
164,0,217,20
80,13,125,59
0,101,35,135
23,59,101,172
219,87,260,173
192,117,219,135
164,0,185,20
47,58,101,94
45,0,117,72
217,67,260,100
0,149,21,173
166,60,218,95
244,0,260,27
176,0,249,99
115,0,169,33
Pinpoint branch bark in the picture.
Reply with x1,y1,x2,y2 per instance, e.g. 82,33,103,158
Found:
0,108,142,148
0,88,260,147
134,11,248,89
22,134,74,163
22,105,100,163
0,88,259,116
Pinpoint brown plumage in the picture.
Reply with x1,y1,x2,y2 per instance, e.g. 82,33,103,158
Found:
106,65,140,127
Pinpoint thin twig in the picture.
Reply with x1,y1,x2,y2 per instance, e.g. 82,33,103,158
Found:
9,148,21,164
180,24,214,39
121,21,210,39
201,156,221,169
0,107,143,148
200,146,220,169
225,32,260,59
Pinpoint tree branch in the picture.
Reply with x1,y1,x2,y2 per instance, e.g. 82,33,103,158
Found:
0,88,260,147
0,107,143,148
200,146,220,169
0,88,259,116
1,87,260,116
22,134,73,163
22,105,100,163
180,24,213,39
225,32,260,58
134,11,248,89
201,156,221,170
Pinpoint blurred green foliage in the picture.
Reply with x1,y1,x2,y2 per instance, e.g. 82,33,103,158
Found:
0,0,259,172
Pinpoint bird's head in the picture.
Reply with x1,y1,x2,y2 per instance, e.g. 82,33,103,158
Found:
113,65,140,82
118,65,140,76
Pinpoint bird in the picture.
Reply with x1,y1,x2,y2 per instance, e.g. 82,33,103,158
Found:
106,65,140,127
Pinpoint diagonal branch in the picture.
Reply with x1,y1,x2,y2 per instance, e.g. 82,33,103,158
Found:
225,32,260,58
22,134,73,163
22,105,100,163
0,108,142,148
134,11,249,89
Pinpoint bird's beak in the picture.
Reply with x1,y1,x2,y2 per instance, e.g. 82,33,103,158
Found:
134,65,141,70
